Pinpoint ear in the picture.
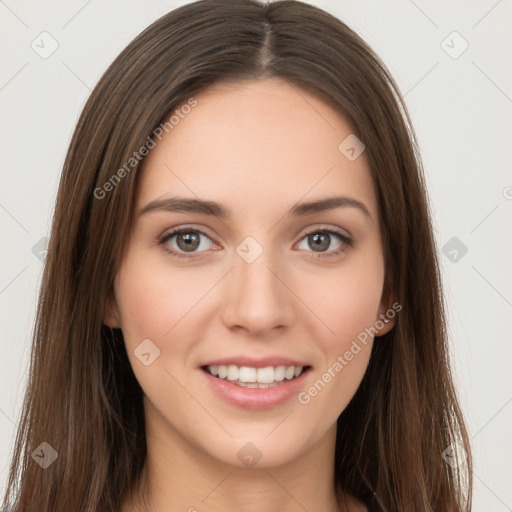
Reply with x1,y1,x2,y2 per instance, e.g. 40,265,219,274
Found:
103,288,121,328
373,275,399,336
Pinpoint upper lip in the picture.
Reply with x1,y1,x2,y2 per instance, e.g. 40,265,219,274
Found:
200,356,312,369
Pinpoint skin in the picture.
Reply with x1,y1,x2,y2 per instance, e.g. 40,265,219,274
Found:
105,78,395,512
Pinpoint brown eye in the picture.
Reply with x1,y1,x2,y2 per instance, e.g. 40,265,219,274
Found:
176,232,201,252
307,232,331,252
296,228,353,259
159,228,216,259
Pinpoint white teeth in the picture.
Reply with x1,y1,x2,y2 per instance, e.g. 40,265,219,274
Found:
223,380,281,389
206,364,306,384
227,365,239,381
257,366,275,384
239,366,257,383
274,365,286,381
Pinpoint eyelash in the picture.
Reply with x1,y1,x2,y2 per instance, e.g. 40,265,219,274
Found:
158,225,353,261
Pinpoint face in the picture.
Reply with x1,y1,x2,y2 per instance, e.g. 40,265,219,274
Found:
106,78,395,469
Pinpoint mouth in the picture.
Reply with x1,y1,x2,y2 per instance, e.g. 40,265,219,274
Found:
201,364,313,389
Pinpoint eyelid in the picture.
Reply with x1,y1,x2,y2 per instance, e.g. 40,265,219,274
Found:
159,224,219,243
296,223,352,240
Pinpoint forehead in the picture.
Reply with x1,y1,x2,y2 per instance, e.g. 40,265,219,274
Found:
136,78,378,222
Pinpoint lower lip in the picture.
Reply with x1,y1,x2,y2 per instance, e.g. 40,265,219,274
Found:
200,367,312,410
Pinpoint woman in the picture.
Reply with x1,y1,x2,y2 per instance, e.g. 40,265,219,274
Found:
2,0,472,510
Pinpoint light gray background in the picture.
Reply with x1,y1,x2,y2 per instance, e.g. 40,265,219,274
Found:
1,0,511,509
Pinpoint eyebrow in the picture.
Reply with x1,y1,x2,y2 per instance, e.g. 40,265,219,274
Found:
139,195,372,220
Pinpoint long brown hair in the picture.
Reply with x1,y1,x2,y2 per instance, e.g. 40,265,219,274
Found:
2,1,472,510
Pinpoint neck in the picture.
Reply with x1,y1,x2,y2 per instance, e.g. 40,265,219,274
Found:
121,404,344,512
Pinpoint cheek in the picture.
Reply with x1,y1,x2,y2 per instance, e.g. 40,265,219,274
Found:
114,252,209,406
115,250,211,343
298,341,373,432
295,278,379,428
296,255,385,346
292,253,383,419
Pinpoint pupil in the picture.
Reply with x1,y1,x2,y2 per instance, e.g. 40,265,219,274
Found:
178,232,199,251
310,232,329,252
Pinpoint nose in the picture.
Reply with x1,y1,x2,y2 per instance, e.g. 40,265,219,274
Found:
221,249,295,336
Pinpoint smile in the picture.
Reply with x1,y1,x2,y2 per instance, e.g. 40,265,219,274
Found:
200,364,313,410
203,364,310,388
